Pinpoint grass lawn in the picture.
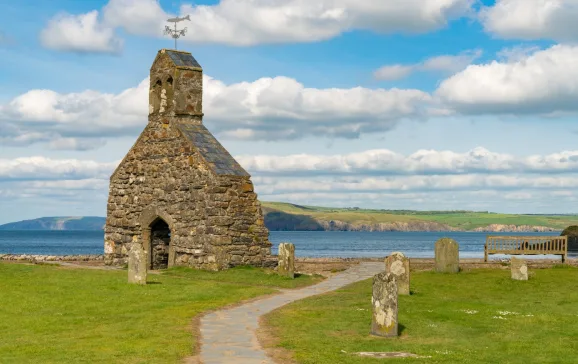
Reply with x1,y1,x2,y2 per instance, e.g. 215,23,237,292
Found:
0,263,322,364
263,265,578,364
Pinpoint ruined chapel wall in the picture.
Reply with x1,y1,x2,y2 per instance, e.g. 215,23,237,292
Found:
104,118,272,269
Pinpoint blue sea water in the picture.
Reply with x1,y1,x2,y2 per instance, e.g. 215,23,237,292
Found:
0,230,566,259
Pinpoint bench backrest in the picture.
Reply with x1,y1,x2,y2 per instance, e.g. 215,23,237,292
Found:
486,236,567,254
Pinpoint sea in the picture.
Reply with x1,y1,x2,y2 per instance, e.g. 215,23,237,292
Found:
0,230,569,259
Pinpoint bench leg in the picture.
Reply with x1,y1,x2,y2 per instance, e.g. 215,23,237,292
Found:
562,254,567,264
484,249,488,263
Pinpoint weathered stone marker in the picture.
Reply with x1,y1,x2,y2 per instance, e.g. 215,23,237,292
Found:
434,237,460,273
278,243,295,279
385,252,410,295
370,272,398,337
511,257,528,281
128,243,147,285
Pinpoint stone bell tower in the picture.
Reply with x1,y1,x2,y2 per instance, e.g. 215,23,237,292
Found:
149,49,203,121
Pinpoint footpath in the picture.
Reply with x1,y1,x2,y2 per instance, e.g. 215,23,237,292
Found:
198,262,383,364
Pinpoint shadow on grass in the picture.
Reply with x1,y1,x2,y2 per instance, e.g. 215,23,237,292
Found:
146,281,162,285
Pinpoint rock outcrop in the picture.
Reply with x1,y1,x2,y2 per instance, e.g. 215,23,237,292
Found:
316,219,456,232
472,224,558,232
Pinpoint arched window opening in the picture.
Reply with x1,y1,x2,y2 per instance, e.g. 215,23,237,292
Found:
150,218,170,269
166,76,173,86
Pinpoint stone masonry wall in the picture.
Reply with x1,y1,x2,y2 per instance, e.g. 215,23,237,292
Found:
104,117,272,269
105,49,272,269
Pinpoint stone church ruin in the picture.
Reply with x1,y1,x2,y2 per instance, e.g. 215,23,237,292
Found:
104,49,273,270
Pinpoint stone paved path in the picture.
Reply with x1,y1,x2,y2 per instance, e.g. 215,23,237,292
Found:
199,262,383,364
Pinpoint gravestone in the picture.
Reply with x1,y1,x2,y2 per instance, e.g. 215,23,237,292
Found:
434,238,459,273
385,252,410,295
278,242,295,279
370,272,398,337
128,243,147,285
511,257,528,281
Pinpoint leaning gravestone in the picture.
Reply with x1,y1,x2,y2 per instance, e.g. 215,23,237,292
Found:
434,238,459,273
370,272,398,337
511,257,528,281
385,252,410,295
128,243,147,285
278,242,295,279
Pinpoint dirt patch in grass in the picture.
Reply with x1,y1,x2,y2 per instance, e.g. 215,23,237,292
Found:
257,315,298,364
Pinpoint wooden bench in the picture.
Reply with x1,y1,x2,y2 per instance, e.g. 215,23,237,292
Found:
485,235,568,263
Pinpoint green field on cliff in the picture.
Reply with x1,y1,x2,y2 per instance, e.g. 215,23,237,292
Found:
3,202,578,232
261,202,578,231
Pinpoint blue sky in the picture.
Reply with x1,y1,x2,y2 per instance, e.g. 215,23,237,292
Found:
2,0,578,224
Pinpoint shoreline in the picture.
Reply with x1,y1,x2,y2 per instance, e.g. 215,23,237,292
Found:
0,229,565,233
2,254,576,277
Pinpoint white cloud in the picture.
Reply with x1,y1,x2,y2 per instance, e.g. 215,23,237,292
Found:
238,147,578,176
436,44,578,114
0,157,117,181
253,174,578,194
47,138,107,151
40,10,123,54
0,75,431,146
203,75,431,139
0,78,149,149
20,179,108,190
496,45,542,62
102,0,167,36
181,0,474,45
41,0,474,49
480,0,578,41
373,65,414,81
374,49,482,80
421,49,482,73
3,149,578,215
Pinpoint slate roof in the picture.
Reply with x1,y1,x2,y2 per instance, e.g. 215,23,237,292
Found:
165,50,202,69
176,123,250,177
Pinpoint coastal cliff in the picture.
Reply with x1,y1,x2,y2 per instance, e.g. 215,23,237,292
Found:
316,220,559,232
0,203,572,233
316,219,457,232
471,224,559,232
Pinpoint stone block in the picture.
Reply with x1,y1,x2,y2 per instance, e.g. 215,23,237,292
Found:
385,252,410,295
128,243,147,285
434,238,459,273
511,257,528,281
278,242,295,279
370,272,398,337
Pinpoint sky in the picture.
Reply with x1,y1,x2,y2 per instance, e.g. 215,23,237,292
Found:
2,0,578,224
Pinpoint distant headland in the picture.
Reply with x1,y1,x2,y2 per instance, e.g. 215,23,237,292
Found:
1,202,575,232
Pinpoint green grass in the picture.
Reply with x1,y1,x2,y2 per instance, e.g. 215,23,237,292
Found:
264,266,578,363
261,201,578,230
0,263,322,364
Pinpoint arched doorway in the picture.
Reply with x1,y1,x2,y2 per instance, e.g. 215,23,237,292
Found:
150,218,171,269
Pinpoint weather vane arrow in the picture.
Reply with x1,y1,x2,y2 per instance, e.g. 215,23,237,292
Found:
164,15,190,50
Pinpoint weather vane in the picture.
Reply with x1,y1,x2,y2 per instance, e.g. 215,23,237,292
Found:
164,15,190,50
